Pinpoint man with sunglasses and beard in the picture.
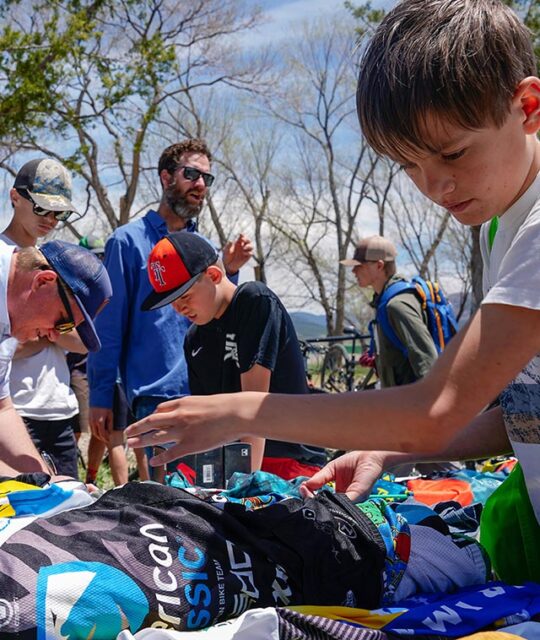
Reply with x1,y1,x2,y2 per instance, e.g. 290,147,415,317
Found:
1,158,88,478
0,237,111,476
87,139,253,478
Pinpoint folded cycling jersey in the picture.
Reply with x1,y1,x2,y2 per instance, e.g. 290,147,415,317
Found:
0,482,387,638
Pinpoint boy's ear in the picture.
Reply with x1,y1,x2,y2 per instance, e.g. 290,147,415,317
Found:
206,265,223,284
515,77,540,133
9,188,20,207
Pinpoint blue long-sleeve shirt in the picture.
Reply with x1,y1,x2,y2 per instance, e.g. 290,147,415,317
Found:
88,210,195,409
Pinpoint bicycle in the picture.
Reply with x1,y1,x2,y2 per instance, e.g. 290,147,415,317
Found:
298,338,328,392
308,327,377,393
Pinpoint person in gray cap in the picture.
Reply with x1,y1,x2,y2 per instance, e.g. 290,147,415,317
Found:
341,236,461,476
1,158,88,478
341,235,438,389
0,239,111,476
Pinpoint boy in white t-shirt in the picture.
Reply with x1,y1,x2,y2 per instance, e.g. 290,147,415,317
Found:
126,0,540,582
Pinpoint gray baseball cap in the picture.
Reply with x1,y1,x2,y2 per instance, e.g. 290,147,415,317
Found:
340,236,397,266
13,158,78,213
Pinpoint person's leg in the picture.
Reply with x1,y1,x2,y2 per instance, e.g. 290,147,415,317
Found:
107,383,132,485
71,414,82,444
132,396,175,482
134,446,150,481
70,371,90,443
23,417,46,461
86,435,106,484
107,430,129,486
25,417,79,479
124,397,149,481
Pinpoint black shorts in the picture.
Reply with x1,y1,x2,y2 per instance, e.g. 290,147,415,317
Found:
112,383,135,431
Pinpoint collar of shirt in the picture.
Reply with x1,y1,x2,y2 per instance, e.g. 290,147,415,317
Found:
146,209,198,235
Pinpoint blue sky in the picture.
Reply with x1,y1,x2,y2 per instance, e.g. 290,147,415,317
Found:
237,0,349,50
240,0,392,48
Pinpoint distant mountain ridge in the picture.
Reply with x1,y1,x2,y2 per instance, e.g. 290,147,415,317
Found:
289,311,327,339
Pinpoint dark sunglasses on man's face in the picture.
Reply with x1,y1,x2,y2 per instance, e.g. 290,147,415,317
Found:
17,189,73,222
37,265,76,334
54,279,76,334
178,166,215,187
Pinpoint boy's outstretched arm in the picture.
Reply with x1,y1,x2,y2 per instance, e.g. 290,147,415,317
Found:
300,404,511,501
126,303,539,466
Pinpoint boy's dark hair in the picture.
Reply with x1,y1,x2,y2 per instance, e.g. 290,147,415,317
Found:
158,139,212,183
357,0,536,160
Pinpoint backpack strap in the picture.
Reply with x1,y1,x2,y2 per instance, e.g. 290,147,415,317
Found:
368,319,376,356
374,281,417,356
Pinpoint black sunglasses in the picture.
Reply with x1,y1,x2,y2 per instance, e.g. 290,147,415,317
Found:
178,165,215,187
37,265,76,333
39,264,75,334
17,188,74,223
54,277,76,334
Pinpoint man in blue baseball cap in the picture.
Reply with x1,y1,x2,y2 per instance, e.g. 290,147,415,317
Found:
0,239,111,475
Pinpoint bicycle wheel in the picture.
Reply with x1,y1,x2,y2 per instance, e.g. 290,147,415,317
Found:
320,343,350,393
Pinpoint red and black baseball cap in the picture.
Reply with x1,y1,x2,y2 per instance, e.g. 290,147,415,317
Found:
141,232,218,311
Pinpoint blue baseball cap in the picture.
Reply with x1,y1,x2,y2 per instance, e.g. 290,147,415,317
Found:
40,240,112,352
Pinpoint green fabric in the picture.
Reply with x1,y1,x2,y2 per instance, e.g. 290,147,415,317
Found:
488,217,499,252
480,463,540,583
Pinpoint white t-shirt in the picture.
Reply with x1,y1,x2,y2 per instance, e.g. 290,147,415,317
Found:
0,235,78,420
480,170,540,524
0,240,16,401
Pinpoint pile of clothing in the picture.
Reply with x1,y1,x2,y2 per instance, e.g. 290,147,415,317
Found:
0,468,536,639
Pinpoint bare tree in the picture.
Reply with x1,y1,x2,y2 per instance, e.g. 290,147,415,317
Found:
0,0,267,237
261,17,394,334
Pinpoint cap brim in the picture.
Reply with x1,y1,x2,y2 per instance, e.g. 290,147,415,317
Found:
28,190,78,213
340,259,362,266
72,293,102,352
141,274,202,312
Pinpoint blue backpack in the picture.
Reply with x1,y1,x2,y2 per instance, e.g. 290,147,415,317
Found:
370,276,458,357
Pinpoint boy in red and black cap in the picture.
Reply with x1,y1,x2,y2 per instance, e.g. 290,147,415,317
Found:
141,232,326,479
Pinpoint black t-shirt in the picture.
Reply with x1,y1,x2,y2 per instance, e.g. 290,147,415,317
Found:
185,282,325,465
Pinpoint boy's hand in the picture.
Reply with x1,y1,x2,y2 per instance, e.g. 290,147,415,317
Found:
299,450,388,501
125,395,249,466
223,234,254,275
